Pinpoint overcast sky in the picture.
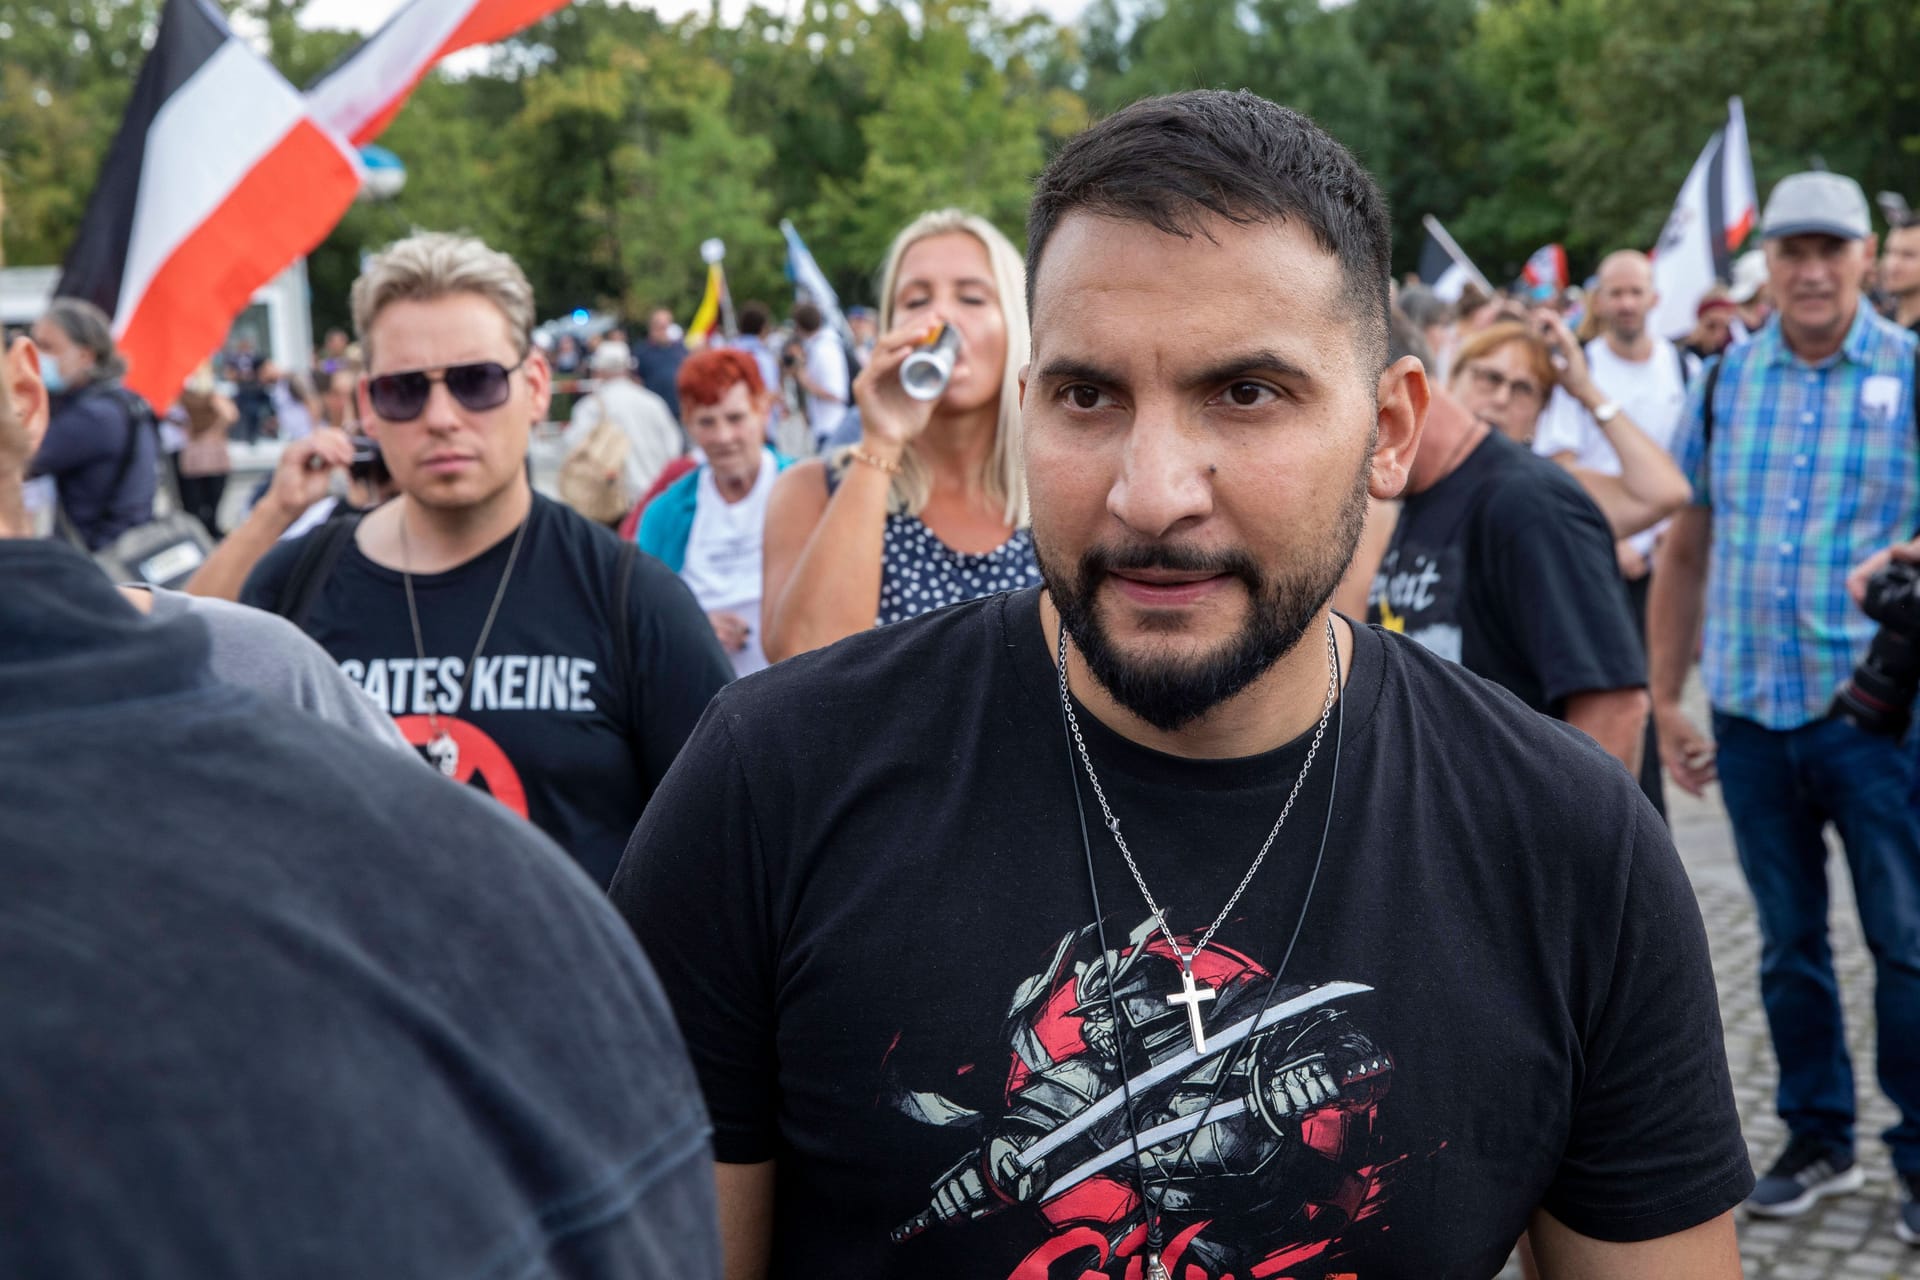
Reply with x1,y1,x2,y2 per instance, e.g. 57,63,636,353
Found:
299,0,1089,34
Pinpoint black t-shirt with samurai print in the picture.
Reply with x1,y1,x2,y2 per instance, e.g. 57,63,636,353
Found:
612,587,1750,1279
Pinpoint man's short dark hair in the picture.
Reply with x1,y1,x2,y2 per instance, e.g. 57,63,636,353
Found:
1026,89,1392,368
792,302,824,334
738,301,770,337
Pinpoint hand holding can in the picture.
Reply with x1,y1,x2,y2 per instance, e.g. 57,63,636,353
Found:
856,317,954,453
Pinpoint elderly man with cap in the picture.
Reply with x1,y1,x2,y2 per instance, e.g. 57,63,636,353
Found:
1651,171,1920,1239
568,338,684,509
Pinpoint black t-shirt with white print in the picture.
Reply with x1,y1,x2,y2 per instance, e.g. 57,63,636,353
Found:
1368,431,1645,717
244,493,732,885
612,587,1750,1280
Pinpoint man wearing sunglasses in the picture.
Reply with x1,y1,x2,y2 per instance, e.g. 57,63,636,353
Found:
242,233,733,887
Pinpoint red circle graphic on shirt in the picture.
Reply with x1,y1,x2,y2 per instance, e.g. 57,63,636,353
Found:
393,715,530,820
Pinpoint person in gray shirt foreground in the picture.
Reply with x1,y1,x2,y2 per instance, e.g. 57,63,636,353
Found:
125,585,418,754
0,330,721,1278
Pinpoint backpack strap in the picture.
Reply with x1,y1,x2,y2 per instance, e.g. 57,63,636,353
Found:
102,391,146,503
1671,341,1696,395
276,512,360,631
1698,342,1920,506
1699,354,1725,449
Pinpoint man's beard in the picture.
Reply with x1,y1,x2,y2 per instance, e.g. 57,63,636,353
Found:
1039,454,1371,733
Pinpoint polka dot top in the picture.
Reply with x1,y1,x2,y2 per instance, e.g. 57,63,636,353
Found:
826,461,1043,626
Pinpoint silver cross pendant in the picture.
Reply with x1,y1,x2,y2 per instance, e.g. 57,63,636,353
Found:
1166,965,1216,1054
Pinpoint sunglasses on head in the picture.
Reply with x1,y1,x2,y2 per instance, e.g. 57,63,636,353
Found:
365,356,526,422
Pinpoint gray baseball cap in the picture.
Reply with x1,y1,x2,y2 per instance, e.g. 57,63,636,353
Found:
1762,171,1872,240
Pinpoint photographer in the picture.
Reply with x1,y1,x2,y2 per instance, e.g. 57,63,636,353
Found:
788,301,849,449
1648,171,1920,1236
1839,541,1920,735
183,427,384,601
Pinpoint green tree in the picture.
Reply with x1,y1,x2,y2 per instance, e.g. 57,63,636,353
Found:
700,0,879,255
1549,0,1820,259
1449,0,1608,281
1348,0,1492,277
0,0,161,266
1553,0,1914,261
11,0,1914,339
1078,0,1390,228
803,0,1085,304
494,16,781,321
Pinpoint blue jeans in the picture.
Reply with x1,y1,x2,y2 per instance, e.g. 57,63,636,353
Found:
1713,711,1920,1172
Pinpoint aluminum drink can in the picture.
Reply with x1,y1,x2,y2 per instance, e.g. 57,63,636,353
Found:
900,323,963,402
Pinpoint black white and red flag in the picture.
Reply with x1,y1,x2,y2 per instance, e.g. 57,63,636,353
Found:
1415,214,1491,304
1648,97,1757,339
56,0,569,408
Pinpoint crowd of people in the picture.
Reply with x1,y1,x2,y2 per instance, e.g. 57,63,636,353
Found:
9,84,1920,1278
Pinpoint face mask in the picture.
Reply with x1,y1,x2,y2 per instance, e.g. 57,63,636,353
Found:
40,355,66,394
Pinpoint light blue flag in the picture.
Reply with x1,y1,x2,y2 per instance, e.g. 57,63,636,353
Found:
779,218,852,345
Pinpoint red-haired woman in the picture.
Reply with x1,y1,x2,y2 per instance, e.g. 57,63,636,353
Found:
637,348,795,676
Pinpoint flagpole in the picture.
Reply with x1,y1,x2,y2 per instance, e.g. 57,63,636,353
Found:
1421,215,1495,297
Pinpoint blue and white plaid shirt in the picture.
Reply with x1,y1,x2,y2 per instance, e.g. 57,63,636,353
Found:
1675,305,1920,729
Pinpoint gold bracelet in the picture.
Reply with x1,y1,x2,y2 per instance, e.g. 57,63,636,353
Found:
849,446,902,475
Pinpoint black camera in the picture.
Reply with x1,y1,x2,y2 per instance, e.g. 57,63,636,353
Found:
348,436,389,485
1831,560,1920,736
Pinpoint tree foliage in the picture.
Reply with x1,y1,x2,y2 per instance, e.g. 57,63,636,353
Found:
1,0,1913,327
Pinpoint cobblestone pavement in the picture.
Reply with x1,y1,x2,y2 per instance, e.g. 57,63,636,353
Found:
1497,685,1920,1278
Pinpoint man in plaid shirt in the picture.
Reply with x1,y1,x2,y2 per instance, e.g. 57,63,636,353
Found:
1650,171,1920,1241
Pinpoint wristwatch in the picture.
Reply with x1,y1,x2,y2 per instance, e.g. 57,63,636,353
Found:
1592,400,1622,425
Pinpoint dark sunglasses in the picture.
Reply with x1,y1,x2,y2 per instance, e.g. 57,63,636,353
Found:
365,357,525,422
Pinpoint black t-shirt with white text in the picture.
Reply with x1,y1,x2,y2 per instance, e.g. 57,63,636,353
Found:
244,494,732,885
613,587,1749,1279
1368,432,1644,716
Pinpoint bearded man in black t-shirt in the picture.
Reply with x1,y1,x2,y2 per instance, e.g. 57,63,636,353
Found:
243,233,731,885
614,92,1750,1279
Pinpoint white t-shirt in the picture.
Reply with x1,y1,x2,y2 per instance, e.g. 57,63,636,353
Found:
802,331,850,444
679,450,778,677
1532,336,1696,556
567,379,683,501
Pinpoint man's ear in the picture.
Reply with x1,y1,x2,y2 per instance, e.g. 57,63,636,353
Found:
1371,355,1429,501
521,348,553,424
4,337,52,456
356,378,381,443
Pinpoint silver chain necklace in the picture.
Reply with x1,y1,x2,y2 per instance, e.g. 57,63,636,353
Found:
1056,616,1338,1054
400,510,530,777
